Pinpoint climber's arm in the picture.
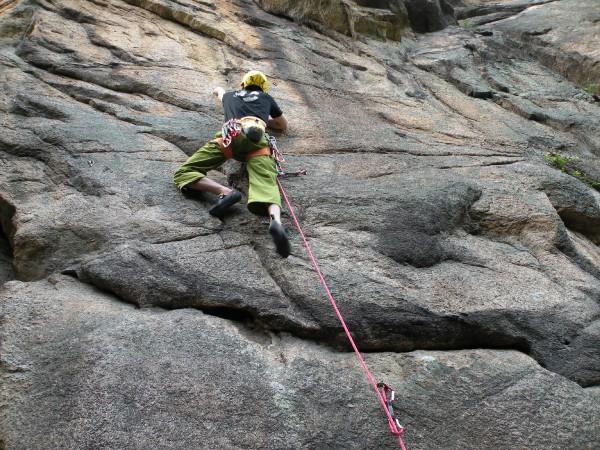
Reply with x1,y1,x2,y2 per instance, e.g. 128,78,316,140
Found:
213,87,225,107
268,114,288,132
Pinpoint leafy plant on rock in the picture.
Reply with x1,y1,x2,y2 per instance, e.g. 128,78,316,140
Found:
544,152,600,191
582,83,599,95
461,19,476,31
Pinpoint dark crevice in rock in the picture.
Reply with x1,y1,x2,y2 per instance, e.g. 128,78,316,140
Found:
60,268,79,279
156,298,276,340
0,195,16,244
0,196,16,258
356,315,533,355
0,228,15,285
199,305,256,324
557,211,600,246
73,249,536,354
62,248,598,386
0,196,16,284
151,232,217,245
404,0,456,33
362,337,532,356
252,247,539,358
438,159,525,169
75,265,539,362
554,228,600,282
302,147,521,158
70,270,327,348
309,47,369,72
541,181,600,247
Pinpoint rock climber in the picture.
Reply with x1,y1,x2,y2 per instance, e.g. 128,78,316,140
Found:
173,70,291,257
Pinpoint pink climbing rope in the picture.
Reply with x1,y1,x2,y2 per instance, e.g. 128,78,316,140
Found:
276,177,407,450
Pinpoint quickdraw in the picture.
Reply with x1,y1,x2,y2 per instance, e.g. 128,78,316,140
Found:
268,135,286,175
221,119,242,148
268,135,306,178
377,382,405,438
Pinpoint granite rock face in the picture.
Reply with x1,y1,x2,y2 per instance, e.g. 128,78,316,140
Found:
1,0,600,448
257,0,410,41
482,0,600,87
1,277,599,450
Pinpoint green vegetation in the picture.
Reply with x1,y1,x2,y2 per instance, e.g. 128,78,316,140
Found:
582,83,599,95
461,19,476,31
544,152,600,190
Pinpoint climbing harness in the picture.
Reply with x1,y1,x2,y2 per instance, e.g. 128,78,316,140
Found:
214,137,271,161
272,137,407,449
217,118,270,162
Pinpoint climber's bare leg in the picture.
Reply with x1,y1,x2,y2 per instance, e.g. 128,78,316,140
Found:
268,204,282,224
188,178,232,196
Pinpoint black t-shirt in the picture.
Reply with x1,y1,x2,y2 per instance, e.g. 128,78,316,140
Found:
222,88,283,123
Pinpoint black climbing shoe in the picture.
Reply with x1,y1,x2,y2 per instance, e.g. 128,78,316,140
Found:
269,220,291,258
209,190,242,218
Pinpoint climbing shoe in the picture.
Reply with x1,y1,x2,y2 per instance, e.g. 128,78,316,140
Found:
269,220,291,258
209,190,242,218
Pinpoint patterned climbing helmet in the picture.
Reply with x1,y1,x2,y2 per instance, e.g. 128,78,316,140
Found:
241,70,269,93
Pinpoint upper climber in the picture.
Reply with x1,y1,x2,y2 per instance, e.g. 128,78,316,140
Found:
173,70,291,257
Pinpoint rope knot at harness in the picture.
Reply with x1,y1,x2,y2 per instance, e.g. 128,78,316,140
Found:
272,135,407,450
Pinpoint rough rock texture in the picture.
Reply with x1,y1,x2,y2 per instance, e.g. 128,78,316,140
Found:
257,0,410,41
470,0,600,88
1,277,599,450
1,0,600,448
454,0,555,20
258,0,457,38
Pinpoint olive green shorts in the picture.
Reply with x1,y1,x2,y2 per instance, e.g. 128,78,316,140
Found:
173,138,281,216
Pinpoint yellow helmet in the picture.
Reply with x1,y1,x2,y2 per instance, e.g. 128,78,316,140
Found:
241,70,269,93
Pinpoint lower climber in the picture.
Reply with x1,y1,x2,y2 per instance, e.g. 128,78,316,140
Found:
173,70,291,257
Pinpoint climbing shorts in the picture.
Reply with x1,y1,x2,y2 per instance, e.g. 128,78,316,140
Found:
173,134,281,216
